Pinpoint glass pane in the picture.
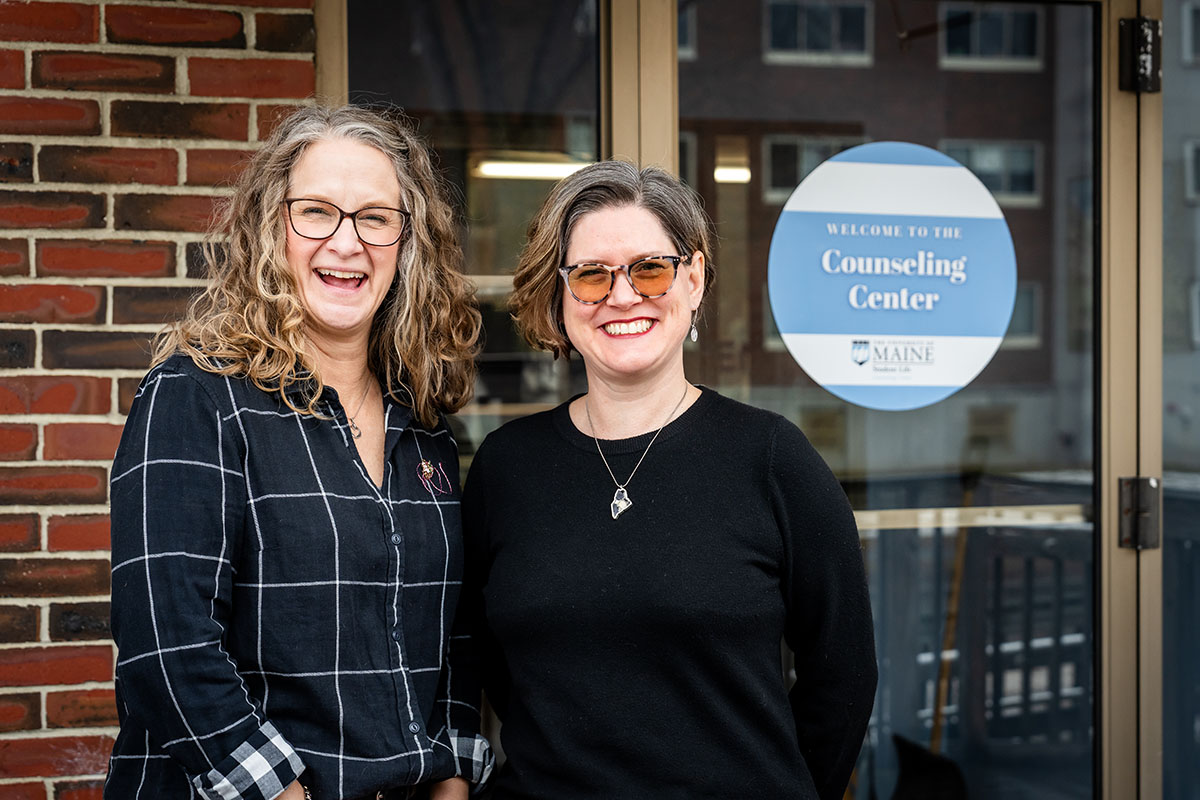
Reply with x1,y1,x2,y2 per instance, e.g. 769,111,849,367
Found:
770,2,800,50
770,141,799,190
1162,3,1200,795
839,5,867,53
347,1,599,447
945,9,973,55
681,4,1096,797
978,11,1006,57
1011,11,1039,57
804,5,834,52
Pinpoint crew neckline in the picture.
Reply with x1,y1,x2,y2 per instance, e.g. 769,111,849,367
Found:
552,384,717,455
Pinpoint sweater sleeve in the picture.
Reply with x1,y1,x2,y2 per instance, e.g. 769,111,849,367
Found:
109,366,304,800
768,417,878,800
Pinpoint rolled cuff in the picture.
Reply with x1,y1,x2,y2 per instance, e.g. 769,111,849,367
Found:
191,720,305,800
448,730,494,793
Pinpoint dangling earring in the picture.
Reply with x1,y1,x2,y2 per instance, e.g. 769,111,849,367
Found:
690,311,699,343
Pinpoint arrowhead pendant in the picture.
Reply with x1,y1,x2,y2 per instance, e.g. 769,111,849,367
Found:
610,487,632,519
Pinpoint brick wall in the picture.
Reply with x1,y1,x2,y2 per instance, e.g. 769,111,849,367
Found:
0,2,316,795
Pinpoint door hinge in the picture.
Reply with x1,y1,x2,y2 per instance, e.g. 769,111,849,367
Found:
1119,17,1162,94
1118,476,1161,550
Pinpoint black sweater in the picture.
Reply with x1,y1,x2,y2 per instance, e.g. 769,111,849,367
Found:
461,387,877,799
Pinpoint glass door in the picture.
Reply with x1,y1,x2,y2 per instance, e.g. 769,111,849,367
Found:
677,1,1103,797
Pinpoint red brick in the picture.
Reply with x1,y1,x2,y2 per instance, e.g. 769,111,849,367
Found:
0,191,105,230
0,693,40,733
0,376,111,415
0,467,108,505
0,606,39,643
43,330,152,370
118,378,140,415
49,602,109,641
0,514,40,552
39,146,177,185
112,99,249,140
46,689,116,729
0,734,113,778
186,148,253,186
37,239,175,278
43,424,124,461
32,51,174,93
189,57,313,99
1,143,34,182
54,781,103,800
0,331,35,368
0,238,29,276
0,3,98,44
0,285,105,324
115,193,218,233
257,102,303,138
48,516,109,552
113,285,196,324
255,12,314,52
0,646,112,688
0,97,99,136
0,423,37,461
108,5,245,47
0,559,110,598
0,784,45,800
0,49,23,88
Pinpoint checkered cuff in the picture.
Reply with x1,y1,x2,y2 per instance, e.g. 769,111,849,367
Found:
192,720,305,800
449,729,494,792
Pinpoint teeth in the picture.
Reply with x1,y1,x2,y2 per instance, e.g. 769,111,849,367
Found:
603,319,653,336
316,268,366,280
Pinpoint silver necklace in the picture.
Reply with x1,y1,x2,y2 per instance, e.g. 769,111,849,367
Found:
585,384,690,520
346,379,373,439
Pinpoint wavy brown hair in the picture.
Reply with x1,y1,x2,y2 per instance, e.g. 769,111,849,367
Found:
510,160,714,358
154,104,480,429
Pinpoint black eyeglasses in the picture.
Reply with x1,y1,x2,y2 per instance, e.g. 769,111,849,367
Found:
558,255,690,304
284,198,410,247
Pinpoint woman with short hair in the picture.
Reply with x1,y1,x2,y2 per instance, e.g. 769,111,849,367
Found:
461,160,877,799
106,105,492,800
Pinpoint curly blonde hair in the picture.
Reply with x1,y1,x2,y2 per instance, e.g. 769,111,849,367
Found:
154,104,480,429
510,160,714,358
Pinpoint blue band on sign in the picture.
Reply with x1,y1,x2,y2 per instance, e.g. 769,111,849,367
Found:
767,141,1017,411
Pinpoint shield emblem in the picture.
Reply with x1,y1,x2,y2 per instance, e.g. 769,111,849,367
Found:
852,339,870,365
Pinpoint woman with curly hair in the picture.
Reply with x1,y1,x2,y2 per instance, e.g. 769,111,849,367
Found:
105,105,492,800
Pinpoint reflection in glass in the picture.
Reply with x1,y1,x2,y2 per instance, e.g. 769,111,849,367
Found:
348,1,599,452
682,2,1095,797
1162,1,1200,795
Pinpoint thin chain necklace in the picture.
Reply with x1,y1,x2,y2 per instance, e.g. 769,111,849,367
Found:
585,383,690,520
346,379,373,439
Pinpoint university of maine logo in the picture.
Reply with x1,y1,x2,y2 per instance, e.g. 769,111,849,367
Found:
851,339,870,365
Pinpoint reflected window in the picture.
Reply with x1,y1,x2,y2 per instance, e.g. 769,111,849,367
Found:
679,130,699,187
941,140,1042,207
1185,1,1200,64
762,134,866,203
763,0,873,66
1002,282,1042,349
1185,139,1200,203
940,3,1042,71
679,1,698,60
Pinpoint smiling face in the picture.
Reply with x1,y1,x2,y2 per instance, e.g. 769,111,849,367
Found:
284,137,403,351
561,204,704,385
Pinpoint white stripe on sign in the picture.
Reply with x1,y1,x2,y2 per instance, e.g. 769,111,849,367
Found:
783,162,1004,219
781,333,1005,387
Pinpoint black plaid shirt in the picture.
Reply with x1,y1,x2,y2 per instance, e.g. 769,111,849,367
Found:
105,354,492,800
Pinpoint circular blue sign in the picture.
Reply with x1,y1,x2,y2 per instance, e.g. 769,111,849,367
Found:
767,141,1017,411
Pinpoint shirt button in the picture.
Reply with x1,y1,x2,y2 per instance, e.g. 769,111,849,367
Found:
409,722,421,734
390,533,402,545
392,629,401,641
